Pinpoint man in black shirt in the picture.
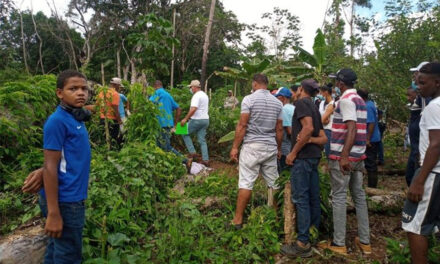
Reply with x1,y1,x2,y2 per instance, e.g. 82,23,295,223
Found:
281,79,327,258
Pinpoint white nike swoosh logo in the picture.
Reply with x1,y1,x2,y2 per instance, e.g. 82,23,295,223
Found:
77,126,82,129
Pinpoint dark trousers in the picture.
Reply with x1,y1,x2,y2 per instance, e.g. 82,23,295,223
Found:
290,158,321,244
406,148,420,187
100,119,122,149
39,196,85,264
378,141,384,163
365,142,379,187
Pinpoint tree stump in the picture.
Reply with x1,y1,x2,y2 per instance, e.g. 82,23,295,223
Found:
283,182,296,244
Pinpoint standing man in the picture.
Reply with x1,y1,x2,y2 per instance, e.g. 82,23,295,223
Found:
275,87,295,172
406,86,421,186
150,80,183,157
357,89,381,188
319,69,371,255
230,74,283,229
97,77,122,148
377,109,386,165
281,79,327,258
180,80,210,166
403,62,440,264
224,90,239,109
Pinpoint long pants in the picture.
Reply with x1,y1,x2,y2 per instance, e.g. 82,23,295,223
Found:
329,160,370,246
290,158,321,244
365,142,379,187
182,119,209,161
406,148,420,186
378,141,384,163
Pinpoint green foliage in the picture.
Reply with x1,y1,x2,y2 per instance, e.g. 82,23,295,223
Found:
0,74,57,170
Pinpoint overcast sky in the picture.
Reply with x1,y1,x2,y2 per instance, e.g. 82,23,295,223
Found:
16,0,386,52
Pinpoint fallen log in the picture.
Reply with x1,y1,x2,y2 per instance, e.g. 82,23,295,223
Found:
0,225,47,264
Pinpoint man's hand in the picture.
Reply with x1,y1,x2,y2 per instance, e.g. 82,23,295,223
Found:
297,134,311,144
339,156,351,173
230,147,239,163
277,150,282,160
22,168,44,193
408,180,424,203
45,212,63,238
286,152,297,165
180,118,187,127
171,126,176,133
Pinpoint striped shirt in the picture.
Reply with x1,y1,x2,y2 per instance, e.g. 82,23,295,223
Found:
329,89,367,161
242,89,283,146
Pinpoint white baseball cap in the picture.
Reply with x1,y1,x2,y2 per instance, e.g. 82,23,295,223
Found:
410,61,429,72
110,77,124,87
188,80,201,88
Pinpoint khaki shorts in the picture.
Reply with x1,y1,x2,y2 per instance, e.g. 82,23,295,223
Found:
238,142,279,190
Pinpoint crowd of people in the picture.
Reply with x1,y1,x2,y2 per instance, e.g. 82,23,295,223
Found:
20,60,440,263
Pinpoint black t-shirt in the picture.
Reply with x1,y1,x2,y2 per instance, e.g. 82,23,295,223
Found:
291,97,323,159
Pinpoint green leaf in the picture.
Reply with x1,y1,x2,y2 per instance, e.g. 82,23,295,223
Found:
218,130,235,143
107,233,130,247
312,29,326,67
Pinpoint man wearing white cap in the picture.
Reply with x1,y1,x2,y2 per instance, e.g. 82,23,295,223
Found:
180,80,210,166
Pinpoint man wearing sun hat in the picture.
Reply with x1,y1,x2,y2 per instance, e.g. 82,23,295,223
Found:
180,80,210,166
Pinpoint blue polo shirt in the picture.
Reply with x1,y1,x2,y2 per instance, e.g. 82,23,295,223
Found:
40,106,91,202
366,100,381,143
149,88,179,128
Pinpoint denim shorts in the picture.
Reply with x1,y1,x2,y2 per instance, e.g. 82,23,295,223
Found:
39,196,85,264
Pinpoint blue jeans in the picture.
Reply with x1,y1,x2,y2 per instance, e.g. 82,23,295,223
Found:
39,196,85,264
157,127,183,156
182,119,209,161
290,158,321,244
324,129,332,159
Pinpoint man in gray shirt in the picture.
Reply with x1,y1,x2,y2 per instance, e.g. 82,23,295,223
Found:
230,73,283,229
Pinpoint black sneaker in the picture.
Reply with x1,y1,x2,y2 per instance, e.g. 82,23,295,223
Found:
281,241,312,258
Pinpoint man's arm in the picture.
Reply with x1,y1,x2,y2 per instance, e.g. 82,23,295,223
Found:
366,122,375,146
286,116,313,165
180,107,197,126
321,104,334,125
22,167,44,193
230,113,250,162
276,119,283,157
305,129,328,145
43,150,63,238
408,129,440,202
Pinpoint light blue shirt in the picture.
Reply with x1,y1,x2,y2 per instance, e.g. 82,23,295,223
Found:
149,88,180,128
119,93,127,118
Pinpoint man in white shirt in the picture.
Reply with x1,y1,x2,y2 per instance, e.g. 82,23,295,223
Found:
180,80,210,166
402,62,440,264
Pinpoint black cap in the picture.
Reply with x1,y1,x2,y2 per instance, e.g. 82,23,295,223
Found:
301,79,319,96
329,68,357,86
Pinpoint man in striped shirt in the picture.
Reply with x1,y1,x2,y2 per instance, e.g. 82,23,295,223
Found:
319,68,372,255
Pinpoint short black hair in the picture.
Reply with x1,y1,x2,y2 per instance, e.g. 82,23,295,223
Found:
357,88,369,101
252,73,268,85
320,83,333,93
290,85,299,92
419,62,440,77
57,70,87,89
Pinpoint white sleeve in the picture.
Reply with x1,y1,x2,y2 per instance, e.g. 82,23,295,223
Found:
425,103,440,130
190,93,200,108
241,96,251,114
339,99,357,122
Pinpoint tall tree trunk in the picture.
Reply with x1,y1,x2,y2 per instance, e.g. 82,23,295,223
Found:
19,12,30,74
200,0,216,91
30,11,45,74
116,48,121,78
170,8,176,88
131,59,137,84
123,65,129,81
101,63,105,85
349,1,355,57
283,182,296,244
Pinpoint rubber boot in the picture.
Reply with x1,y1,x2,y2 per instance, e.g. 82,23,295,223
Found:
367,171,378,188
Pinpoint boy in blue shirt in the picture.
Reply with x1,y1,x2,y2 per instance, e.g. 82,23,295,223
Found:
24,70,91,263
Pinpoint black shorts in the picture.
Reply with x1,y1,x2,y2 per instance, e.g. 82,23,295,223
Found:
402,171,440,236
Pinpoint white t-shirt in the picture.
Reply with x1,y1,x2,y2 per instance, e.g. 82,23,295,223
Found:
419,96,440,173
190,91,209,119
319,100,334,130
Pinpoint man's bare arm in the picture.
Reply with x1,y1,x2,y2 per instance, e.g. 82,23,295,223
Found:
276,119,283,152
230,113,250,162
